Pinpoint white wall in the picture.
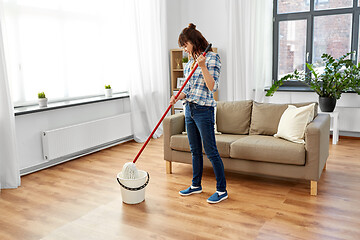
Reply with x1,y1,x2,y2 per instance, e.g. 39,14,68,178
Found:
165,0,360,136
166,0,181,51
16,98,131,173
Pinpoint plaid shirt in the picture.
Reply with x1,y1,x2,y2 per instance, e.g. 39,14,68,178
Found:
182,51,221,107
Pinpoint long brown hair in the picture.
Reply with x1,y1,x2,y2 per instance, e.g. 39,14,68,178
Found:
178,23,212,58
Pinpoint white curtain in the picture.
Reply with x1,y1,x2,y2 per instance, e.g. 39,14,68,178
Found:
2,0,131,106
127,0,169,142
227,0,273,102
0,4,20,190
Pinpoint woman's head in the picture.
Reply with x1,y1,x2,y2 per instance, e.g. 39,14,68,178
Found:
178,23,211,56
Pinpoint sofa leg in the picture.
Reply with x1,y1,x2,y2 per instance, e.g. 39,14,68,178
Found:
166,160,172,174
310,181,317,196
323,163,327,171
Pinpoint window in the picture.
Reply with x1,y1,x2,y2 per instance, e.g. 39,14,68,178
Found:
2,0,130,106
278,20,307,78
278,0,309,14
314,0,352,10
273,0,360,86
313,14,352,69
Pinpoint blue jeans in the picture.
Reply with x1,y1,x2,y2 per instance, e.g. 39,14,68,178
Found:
185,102,226,192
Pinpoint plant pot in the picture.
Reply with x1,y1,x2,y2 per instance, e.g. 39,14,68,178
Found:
38,98,48,108
319,96,336,112
182,62,187,69
105,89,113,98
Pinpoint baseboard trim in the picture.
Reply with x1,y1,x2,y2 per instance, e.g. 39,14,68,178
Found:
335,131,360,139
338,135,360,140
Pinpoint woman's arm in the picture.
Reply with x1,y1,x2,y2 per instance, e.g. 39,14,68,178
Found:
197,55,215,91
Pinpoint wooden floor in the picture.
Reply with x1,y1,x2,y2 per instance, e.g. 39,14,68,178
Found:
1,136,360,240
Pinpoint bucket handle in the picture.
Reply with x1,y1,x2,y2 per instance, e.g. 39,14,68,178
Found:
116,172,150,191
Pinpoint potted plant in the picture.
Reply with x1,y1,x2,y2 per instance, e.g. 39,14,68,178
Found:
266,52,360,112
38,92,48,107
182,56,188,69
105,85,112,97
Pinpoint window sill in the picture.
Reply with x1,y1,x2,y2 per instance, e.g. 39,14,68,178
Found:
267,86,313,92
264,86,358,93
14,92,130,116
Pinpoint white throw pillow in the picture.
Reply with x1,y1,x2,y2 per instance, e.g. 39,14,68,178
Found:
274,103,315,144
182,106,222,135
306,103,316,123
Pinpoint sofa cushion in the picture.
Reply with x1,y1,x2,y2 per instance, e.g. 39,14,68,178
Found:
216,100,253,134
250,102,287,135
274,103,316,144
230,135,305,165
249,102,318,136
170,134,247,158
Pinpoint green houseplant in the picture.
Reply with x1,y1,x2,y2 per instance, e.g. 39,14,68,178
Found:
105,84,112,97
38,91,48,107
266,52,360,112
182,56,188,69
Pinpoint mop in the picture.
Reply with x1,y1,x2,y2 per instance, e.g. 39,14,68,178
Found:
121,44,212,179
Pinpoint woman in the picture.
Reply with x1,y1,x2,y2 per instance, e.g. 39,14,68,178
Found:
170,23,227,204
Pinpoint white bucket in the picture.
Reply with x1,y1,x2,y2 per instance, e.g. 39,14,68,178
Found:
116,170,149,204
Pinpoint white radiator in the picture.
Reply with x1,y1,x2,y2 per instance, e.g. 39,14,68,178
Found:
42,113,132,160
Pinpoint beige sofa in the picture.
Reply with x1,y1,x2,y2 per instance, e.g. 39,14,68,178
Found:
163,101,330,195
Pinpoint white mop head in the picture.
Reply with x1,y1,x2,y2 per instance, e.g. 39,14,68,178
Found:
121,162,139,179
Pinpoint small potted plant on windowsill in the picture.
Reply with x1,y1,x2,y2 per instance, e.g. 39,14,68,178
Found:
105,85,112,98
266,51,360,112
38,92,48,108
182,56,188,70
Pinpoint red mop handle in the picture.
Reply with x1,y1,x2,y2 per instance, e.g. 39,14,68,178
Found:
132,43,212,163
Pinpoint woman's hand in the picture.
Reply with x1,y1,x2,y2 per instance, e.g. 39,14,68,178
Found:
170,95,178,105
170,92,186,105
196,55,206,68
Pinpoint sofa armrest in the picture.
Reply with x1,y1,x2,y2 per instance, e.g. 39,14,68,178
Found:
304,113,330,180
163,113,185,161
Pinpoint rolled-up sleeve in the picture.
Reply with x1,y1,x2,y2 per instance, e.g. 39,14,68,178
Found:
207,53,221,92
